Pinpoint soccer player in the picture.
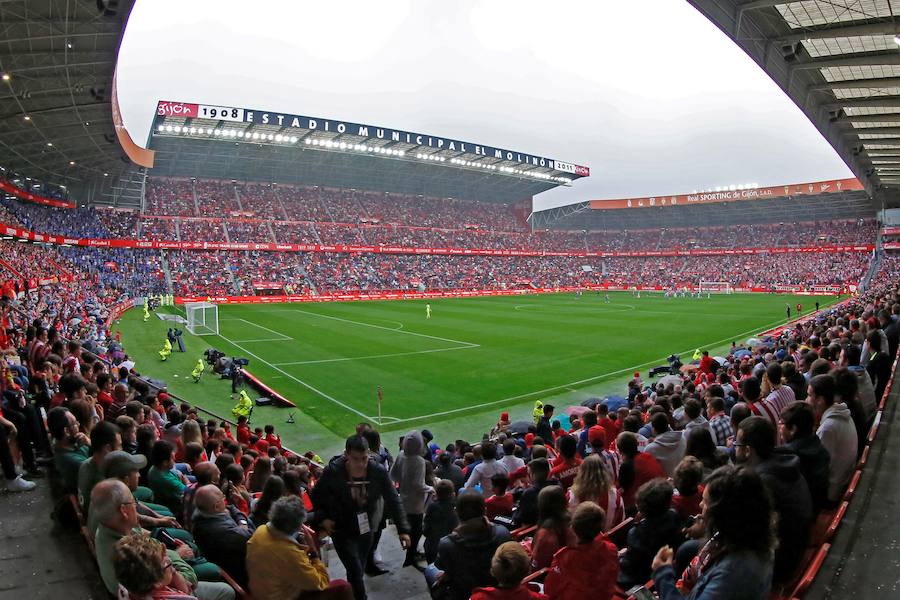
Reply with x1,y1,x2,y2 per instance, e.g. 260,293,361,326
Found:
426,303,432,319
604,293,610,304
142,303,150,322
786,304,791,320
796,302,802,314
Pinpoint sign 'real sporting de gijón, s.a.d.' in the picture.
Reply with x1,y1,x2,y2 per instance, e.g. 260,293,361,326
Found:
155,100,590,177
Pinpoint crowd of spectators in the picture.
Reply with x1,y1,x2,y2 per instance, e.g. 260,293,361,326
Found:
0,211,897,600
145,179,197,217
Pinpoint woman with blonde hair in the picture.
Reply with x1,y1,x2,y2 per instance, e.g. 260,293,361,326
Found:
178,419,207,463
112,534,197,599
567,454,624,531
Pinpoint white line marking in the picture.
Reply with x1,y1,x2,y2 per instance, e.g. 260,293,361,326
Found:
210,330,376,422
381,313,810,425
235,318,292,340
265,307,479,347
232,338,294,343
273,344,477,366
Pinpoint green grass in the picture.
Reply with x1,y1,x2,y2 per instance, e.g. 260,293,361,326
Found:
116,291,839,455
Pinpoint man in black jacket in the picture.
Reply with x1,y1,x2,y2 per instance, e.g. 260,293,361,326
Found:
191,484,254,587
428,491,511,600
311,435,411,600
777,401,830,511
737,416,812,583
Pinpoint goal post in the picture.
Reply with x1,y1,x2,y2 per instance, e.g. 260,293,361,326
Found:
698,281,734,294
185,302,219,336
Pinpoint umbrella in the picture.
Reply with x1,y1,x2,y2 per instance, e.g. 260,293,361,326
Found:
733,348,752,359
507,420,533,436
580,397,603,409
602,395,629,412
658,374,683,388
565,405,594,418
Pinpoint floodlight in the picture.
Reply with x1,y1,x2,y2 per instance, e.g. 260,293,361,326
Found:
895,35,900,46
304,138,311,144
1,73,9,81
267,134,274,140
290,137,298,143
339,142,347,149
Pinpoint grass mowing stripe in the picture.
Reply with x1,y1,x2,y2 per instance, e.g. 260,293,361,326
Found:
272,344,478,366
122,292,842,444
264,307,480,348
380,311,806,424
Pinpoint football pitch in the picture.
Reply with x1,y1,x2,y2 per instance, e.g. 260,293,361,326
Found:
117,291,840,454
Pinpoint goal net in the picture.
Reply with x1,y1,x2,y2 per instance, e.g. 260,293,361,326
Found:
185,302,219,336
698,281,734,294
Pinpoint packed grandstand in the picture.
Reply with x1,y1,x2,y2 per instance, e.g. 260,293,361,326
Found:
3,1,900,600
2,159,899,600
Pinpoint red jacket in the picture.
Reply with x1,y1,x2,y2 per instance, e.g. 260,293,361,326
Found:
622,452,666,509
544,535,619,600
236,424,251,445
471,586,547,600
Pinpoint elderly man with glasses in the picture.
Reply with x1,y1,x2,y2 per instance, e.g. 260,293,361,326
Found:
90,478,234,600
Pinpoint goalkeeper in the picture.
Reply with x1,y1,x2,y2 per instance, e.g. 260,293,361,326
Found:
158,338,172,361
191,358,205,382
231,389,253,421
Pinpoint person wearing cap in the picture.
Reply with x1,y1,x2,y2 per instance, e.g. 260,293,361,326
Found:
97,450,190,543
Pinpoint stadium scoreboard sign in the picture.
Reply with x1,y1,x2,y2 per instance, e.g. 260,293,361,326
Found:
155,100,589,176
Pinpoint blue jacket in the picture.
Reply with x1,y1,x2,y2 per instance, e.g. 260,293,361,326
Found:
652,550,772,600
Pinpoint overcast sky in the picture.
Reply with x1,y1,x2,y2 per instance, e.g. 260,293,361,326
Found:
116,0,853,211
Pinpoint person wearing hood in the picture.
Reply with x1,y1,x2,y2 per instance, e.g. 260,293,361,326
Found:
839,344,877,423
390,430,434,568
776,402,830,511
644,413,686,477
310,435,411,600
736,416,812,583
809,374,858,504
427,491,512,600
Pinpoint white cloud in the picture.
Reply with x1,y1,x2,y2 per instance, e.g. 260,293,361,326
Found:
117,0,852,212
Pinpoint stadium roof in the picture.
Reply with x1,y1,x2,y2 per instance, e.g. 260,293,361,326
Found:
142,101,589,204
0,0,137,204
688,0,900,210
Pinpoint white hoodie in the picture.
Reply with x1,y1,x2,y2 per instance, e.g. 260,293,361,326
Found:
816,403,859,502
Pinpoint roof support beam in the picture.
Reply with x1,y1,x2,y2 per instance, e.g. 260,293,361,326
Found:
824,95,900,108
810,77,900,91
738,0,801,12
793,51,900,71
861,137,900,144
851,126,900,135
840,114,900,124
776,22,900,44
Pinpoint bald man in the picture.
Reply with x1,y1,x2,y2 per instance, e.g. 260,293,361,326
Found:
183,462,221,531
91,479,234,600
192,484,253,587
